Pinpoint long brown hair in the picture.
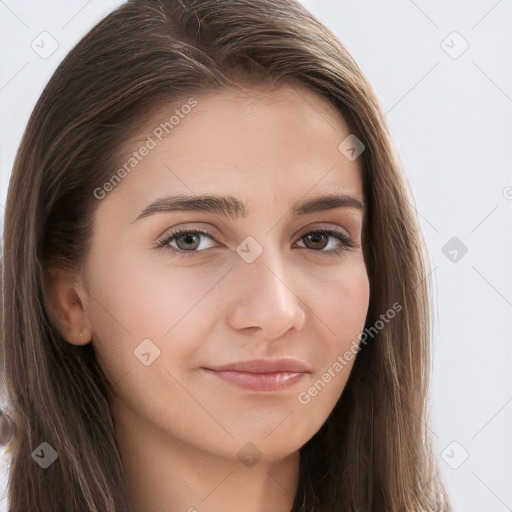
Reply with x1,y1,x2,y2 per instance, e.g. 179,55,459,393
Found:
1,0,452,510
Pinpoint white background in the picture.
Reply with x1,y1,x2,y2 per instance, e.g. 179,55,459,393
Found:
0,1,511,510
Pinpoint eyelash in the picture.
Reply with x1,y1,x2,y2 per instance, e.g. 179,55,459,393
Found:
156,227,355,257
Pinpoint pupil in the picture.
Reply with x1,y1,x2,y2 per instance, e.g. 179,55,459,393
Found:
178,233,199,250
307,233,326,249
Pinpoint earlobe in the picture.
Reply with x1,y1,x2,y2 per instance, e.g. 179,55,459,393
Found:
45,267,93,346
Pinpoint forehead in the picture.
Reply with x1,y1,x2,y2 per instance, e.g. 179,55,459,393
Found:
99,84,364,216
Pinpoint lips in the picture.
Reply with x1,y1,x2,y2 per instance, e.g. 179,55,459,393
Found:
204,357,312,374
201,358,312,392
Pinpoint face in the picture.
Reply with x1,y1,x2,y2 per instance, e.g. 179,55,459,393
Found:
74,84,369,464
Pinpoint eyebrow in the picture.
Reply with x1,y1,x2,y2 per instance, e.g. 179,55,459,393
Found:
131,192,366,223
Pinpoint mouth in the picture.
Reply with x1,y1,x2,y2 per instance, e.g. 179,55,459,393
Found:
201,368,307,392
201,357,311,392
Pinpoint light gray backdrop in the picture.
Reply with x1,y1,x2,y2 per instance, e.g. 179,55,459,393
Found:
0,1,511,511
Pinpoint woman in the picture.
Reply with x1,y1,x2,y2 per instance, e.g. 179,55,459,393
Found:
1,0,452,510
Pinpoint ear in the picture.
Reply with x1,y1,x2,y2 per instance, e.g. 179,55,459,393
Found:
45,267,93,346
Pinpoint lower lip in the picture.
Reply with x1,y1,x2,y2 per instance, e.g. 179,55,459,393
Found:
203,369,307,391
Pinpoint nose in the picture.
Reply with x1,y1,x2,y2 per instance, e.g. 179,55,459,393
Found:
227,246,306,340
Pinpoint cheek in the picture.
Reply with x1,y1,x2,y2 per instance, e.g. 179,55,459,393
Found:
281,269,369,446
313,258,370,350
295,259,369,402
83,251,217,384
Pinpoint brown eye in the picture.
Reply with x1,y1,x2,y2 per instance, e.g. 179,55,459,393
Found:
302,232,329,250
295,229,354,255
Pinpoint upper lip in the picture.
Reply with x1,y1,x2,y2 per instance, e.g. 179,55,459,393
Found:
204,357,312,374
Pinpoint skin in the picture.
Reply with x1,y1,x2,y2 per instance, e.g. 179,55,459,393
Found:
48,84,370,512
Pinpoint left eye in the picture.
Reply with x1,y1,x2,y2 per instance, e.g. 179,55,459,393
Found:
295,230,354,254
156,228,355,256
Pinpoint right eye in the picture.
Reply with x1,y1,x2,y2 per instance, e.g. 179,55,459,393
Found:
156,228,218,256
